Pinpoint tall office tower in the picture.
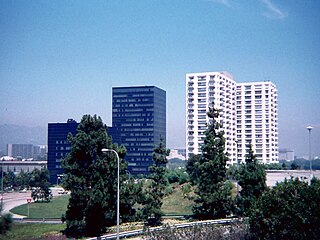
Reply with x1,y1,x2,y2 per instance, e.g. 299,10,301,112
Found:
186,72,237,164
236,81,278,164
47,119,78,184
112,86,166,175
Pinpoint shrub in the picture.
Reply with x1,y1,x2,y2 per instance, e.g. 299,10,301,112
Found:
0,213,13,235
248,178,320,240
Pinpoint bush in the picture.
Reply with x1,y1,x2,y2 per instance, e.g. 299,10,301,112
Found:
248,178,320,240
0,213,13,235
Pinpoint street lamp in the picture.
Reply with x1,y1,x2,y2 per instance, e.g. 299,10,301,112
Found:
56,176,61,186
102,148,120,240
307,126,313,184
1,158,3,209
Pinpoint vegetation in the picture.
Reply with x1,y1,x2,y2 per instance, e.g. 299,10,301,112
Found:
167,158,186,170
11,195,69,218
279,158,320,170
167,168,189,185
248,177,320,240
29,168,52,202
0,223,65,240
1,170,31,191
161,183,193,215
186,107,233,220
61,114,136,237
0,214,13,236
236,144,266,216
139,138,170,226
0,168,50,193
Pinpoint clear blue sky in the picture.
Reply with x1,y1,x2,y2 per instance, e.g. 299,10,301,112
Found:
1,0,319,157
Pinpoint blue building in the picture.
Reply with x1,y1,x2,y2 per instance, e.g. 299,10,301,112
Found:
112,86,166,175
47,119,78,184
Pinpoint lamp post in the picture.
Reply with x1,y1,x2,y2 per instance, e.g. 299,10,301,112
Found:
56,176,61,186
307,126,312,184
1,158,3,208
102,148,120,240
235,140,239,195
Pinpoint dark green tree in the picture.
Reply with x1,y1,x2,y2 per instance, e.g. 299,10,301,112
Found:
29,168,52,202
190,107,233,220
140,138,169,226
186,154,201,185
248,178,320,240
291,160,300,170
3,171,16,190
16,170,31,190
61,114,137,237
236,144,266,216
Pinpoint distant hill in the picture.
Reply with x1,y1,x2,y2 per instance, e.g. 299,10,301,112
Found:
0,124,46,155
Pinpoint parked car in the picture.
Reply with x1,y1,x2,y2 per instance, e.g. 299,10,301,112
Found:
58,188,67,194
19,188,28,193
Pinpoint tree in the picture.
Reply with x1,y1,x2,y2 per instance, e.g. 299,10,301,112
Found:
16,170,31,190
189,107,233,220
248,178,320,240
236,144,266,216
61,114,137,237
3,171,16,190
291,160,300,170
167,168,189,184
140,138,170,226
29,168,52,202
186,154,201,185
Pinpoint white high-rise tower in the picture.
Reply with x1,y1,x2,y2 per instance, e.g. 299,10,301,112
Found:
236,81,278,164
186,71,237,165
186,72,278,165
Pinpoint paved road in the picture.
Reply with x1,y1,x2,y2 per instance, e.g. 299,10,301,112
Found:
1,187,63,218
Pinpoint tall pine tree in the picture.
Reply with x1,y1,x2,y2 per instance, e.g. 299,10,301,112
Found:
140,138,169,226
236,144,266,216
190,107,233,219
61,114,135,237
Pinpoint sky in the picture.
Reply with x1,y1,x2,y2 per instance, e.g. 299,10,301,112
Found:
0,0,319,158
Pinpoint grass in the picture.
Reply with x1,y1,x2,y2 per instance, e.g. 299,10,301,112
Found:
0,223,66,240
11,184,194,219
4,185,194,239
162,184,194,216
11,195,70,219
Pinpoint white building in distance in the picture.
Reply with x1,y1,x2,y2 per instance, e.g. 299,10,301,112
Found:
186,71,278,165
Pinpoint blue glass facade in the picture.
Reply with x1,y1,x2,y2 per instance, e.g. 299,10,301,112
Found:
112,86,166,175
47,119,78,184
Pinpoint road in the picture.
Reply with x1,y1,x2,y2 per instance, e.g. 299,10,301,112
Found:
1,187,63,218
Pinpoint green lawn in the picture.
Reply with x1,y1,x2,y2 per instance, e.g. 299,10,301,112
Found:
0,223,66,240
11,185,193,219
4,186,194,239
162,184,194,215
11,195,70,219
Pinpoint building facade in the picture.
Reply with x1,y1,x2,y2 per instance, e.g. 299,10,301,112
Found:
186,72,237,165
279,148,294,161
47,119,78,184
186,72,278,164
7,144,34,159
112,86,166,175
0,159,46,174
236,81,278,164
